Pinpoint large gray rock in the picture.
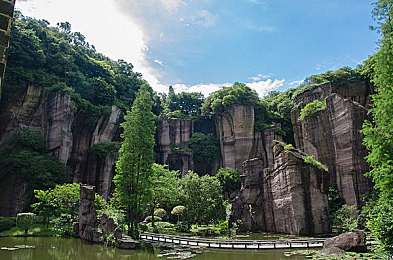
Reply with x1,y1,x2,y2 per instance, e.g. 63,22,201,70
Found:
230,141,331,235
78,185,101,243
323,229,367,253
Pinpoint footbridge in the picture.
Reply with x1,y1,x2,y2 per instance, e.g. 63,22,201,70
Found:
141,232,327,250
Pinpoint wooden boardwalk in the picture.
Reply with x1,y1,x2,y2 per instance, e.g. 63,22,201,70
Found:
141,232,327,250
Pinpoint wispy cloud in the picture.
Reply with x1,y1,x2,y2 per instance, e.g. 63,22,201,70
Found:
154,59,164,67
171,78,284,98
240,17,277,32
289,80,304,86
249,73,271,81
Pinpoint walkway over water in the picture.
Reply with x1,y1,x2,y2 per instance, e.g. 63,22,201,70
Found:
141,232,327,250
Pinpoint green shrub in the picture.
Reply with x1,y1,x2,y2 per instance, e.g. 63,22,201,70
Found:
50,213,74,236
302,155,328,172
88,142,120,159
156,221,174,229
17,213,36,233
333,204,358,234
298,99,326,121
154,208,167,218
0,217,16,232
284,143,294,150
144,216,162,223
175,221,190,232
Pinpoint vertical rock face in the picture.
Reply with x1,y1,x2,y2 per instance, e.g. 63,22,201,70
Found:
292,93,371,205
230,141,330,235
0,84,121,215
215,105,255,170
157,118,194,176
78,185,101,243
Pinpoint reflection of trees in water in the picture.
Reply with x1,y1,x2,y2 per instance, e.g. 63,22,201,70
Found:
3,237,161,259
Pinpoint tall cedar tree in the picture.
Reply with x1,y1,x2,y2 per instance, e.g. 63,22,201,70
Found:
114,84,156,238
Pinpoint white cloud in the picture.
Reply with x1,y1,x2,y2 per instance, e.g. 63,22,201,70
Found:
190,10,217,28
289,80,304,86
249,73,271,81
171,78,284,98
154,59,164,67
247,79,285,97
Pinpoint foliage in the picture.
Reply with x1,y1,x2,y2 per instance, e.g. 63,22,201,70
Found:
201,82,259,115
256,90,295,144
0,217,16,232
0,128,71,195
292,82,328,100
328,186,345,217
175,221,190,232
114,84,156,238
51,213,74,236
88,142,120,159
180,172,226,225
361,1,393,254
5,12,148,117
298,99,327,121
284,144,294,150
302,155,328,172
154,208,167,218
332,205,358,234
215,167,241,195
366,194,393,255
144,216,162,223
171,205,186,217
188,133,219,172
164,86,204,118
16,213,36,233
31,183,80,225
9,128,46,153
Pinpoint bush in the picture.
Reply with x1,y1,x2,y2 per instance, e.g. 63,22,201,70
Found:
0,217,16,232
333,204,358,234
154,208,167,218
298,99,326,121
144,216,162,223
156,222,174,229
284,143,294,150
175,221,190,232
302,155,328,172
51,213,75,236
17,213,36,233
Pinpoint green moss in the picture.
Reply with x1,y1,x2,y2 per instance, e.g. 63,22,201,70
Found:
284,144,294,150
302,155,328,172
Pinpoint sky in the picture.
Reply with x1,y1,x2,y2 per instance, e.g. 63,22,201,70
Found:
16,0,379,97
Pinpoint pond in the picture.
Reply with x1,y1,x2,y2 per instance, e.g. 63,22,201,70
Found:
0,236,308,260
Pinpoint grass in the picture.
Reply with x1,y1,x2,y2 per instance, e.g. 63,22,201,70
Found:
2,224,59,236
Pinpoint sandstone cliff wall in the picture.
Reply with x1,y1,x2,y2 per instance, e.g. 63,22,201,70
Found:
292,93,372,206
230,141,330,235
0,84,121,215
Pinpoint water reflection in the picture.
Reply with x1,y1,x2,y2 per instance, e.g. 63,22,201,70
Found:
0,237,306,260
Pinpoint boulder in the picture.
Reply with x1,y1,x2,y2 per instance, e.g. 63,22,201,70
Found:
101,213,117,234
323,229,367,253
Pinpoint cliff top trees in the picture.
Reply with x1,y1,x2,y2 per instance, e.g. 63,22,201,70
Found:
201,82,259,115
114,84,156,238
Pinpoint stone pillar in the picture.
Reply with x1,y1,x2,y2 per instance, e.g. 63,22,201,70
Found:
0,0,15,98
78,185,102,243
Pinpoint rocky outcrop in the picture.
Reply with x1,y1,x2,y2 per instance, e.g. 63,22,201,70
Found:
0,84,121,215
292,93,372,205
323,229,367,253
157,118,194,176
230,141,330,235
77,185,102,243
215,105,255,170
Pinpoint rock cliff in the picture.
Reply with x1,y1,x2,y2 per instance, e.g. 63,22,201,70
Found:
0,84,121,215
230,141,331,235
292,92,372,206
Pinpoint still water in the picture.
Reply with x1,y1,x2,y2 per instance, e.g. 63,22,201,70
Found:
0,237,307,260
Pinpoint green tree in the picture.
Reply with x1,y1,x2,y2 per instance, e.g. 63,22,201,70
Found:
216,167,241,195
188,133,219,174
360,0,393,254
149,163,180,227
114,84,156,238
180,172,225,225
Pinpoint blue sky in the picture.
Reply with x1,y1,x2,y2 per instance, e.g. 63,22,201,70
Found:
17,0,379,97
